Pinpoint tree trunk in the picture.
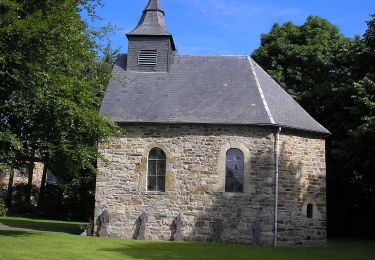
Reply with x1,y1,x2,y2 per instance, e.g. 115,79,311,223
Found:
37,163,48,209
25,159,35,204
5,169,15,208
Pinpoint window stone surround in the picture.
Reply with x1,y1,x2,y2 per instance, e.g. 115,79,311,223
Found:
213,142,251,194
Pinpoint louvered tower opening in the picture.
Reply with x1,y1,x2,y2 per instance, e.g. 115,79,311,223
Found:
138,50,158,67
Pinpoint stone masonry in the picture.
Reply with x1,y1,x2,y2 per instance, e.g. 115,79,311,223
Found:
94,124,326,246
0,163,44,200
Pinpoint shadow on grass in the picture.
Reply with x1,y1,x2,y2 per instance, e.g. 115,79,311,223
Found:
97,239,375,260
98,241,269,260
0,230,40,237
0,218,83,235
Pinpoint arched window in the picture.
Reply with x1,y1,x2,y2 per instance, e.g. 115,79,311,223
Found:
148,148,166,192
225,148,244,193
307,204,313,218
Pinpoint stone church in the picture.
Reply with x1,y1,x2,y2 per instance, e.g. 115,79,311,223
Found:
95,0,328,246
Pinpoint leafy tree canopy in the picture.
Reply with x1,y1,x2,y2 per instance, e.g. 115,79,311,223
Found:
252,16,353,121
0,0,121,180
252,14,375,237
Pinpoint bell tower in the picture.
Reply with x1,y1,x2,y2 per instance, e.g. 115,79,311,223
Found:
126,0,176,72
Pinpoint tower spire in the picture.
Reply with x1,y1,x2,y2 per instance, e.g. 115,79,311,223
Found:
127,0,175,50
144,0,164,14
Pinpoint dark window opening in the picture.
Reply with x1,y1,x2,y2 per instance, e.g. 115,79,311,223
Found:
138,50,157,67
225,148,244,193
307,204,313,218
148,148,166,192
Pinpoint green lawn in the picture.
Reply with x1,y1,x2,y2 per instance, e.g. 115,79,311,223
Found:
1,217,374,260
0,216,86,234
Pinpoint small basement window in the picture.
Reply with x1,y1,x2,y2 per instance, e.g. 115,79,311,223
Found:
138,50,158,67
307,204,313,218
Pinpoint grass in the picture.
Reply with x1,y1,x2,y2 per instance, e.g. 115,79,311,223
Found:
0,216,86,234
1,217,375,260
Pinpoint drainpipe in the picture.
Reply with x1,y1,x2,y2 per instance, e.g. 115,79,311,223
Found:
274,127,282,247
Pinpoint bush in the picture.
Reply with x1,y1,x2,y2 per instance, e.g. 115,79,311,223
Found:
0,199,8,216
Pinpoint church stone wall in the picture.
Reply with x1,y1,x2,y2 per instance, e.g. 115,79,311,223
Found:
95,124,326,246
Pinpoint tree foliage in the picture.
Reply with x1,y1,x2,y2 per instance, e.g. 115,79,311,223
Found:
252,15,375,237
252,16,351,121
0,0,121,207
0,131,20,172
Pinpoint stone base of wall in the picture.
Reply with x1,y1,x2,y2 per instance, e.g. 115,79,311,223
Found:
96,192,275,245
95,124,327,246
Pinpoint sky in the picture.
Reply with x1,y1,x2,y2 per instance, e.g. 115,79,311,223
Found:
87,0,374,55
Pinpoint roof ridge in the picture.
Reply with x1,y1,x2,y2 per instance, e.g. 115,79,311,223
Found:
247,56,275,124
250,57,330,134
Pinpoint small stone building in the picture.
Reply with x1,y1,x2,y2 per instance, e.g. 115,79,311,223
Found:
0,163,46,201
95,0,329,246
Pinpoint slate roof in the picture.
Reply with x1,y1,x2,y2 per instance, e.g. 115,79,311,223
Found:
127,0,175,50
144,0,164,13
100,54,330,134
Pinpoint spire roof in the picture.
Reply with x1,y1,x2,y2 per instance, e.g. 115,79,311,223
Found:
144,0,164,13
127,0,175,50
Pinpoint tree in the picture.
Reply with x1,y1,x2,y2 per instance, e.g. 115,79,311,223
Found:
252,15,375,238
364,14,375,49
252,16,352,122
330,16,375,235
0,131,20,207
0,0,120,207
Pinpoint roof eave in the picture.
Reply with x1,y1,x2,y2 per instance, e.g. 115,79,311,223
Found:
126,34,176,51
110,120,330,136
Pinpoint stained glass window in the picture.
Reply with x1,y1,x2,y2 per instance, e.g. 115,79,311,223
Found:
225,148,244,193
148,148,166,192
